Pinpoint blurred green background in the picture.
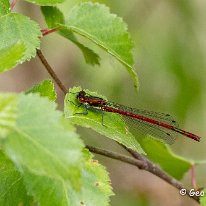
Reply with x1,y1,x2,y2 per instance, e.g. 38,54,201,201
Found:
1,0,205,205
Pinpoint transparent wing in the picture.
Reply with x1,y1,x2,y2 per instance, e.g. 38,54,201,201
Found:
107,102,179,144
123,115,176,144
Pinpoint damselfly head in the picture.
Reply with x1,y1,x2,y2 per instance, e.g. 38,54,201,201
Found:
76,90,86,100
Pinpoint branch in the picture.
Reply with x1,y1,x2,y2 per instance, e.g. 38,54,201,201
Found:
86,145,199,203
86,145,145,168
37,49,199,203
122,145,199,202
36,49,67,95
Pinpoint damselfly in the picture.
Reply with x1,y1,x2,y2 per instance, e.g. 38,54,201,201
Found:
74,90,201,144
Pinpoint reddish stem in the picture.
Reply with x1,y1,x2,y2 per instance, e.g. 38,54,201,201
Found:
10,0,17,10
191,162,197,189
41,28,59,36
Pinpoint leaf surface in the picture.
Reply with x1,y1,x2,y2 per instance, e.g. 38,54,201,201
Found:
25,0,64,6
64,87,144,154
0,13,41,71
140,137,192,180
62,3,138,87
0,93,113,205
68,149,113,206
200,189,206,206
25,79,57,101
0,93,84,205
0,151,33,205
0,42,25,72
0,0,10,16
41,6,100,65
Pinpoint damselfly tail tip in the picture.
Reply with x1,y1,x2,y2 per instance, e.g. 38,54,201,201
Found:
194,135,201,142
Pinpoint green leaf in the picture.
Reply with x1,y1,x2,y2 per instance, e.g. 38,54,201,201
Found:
62,2,138,87
22,168,69,206
0,150,33,205
140,137,192,180
41,6,64,27
0,93,84,205
0,13,41,69
0,93,113,205
0,0,10,16
25,79,57,101
65,2,133,65
21,149,113,206
60,29,101,65
0,41,25,73
200,189,206,206
41,6,100,65
64,87,145,154
68,149,113,206
25,0,64,6
0,94,16,138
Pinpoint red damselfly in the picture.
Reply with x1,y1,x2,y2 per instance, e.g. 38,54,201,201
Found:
75,90,201,144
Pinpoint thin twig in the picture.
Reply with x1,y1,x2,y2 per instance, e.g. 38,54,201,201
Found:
125,146,199,202
36,49,67,94
41,28,59,36
10,0,17,10
191,162,197,190
37,49,199,203
86,145,199,202
86,145,144,168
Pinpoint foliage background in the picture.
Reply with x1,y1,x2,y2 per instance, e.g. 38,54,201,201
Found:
0,0,205,205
